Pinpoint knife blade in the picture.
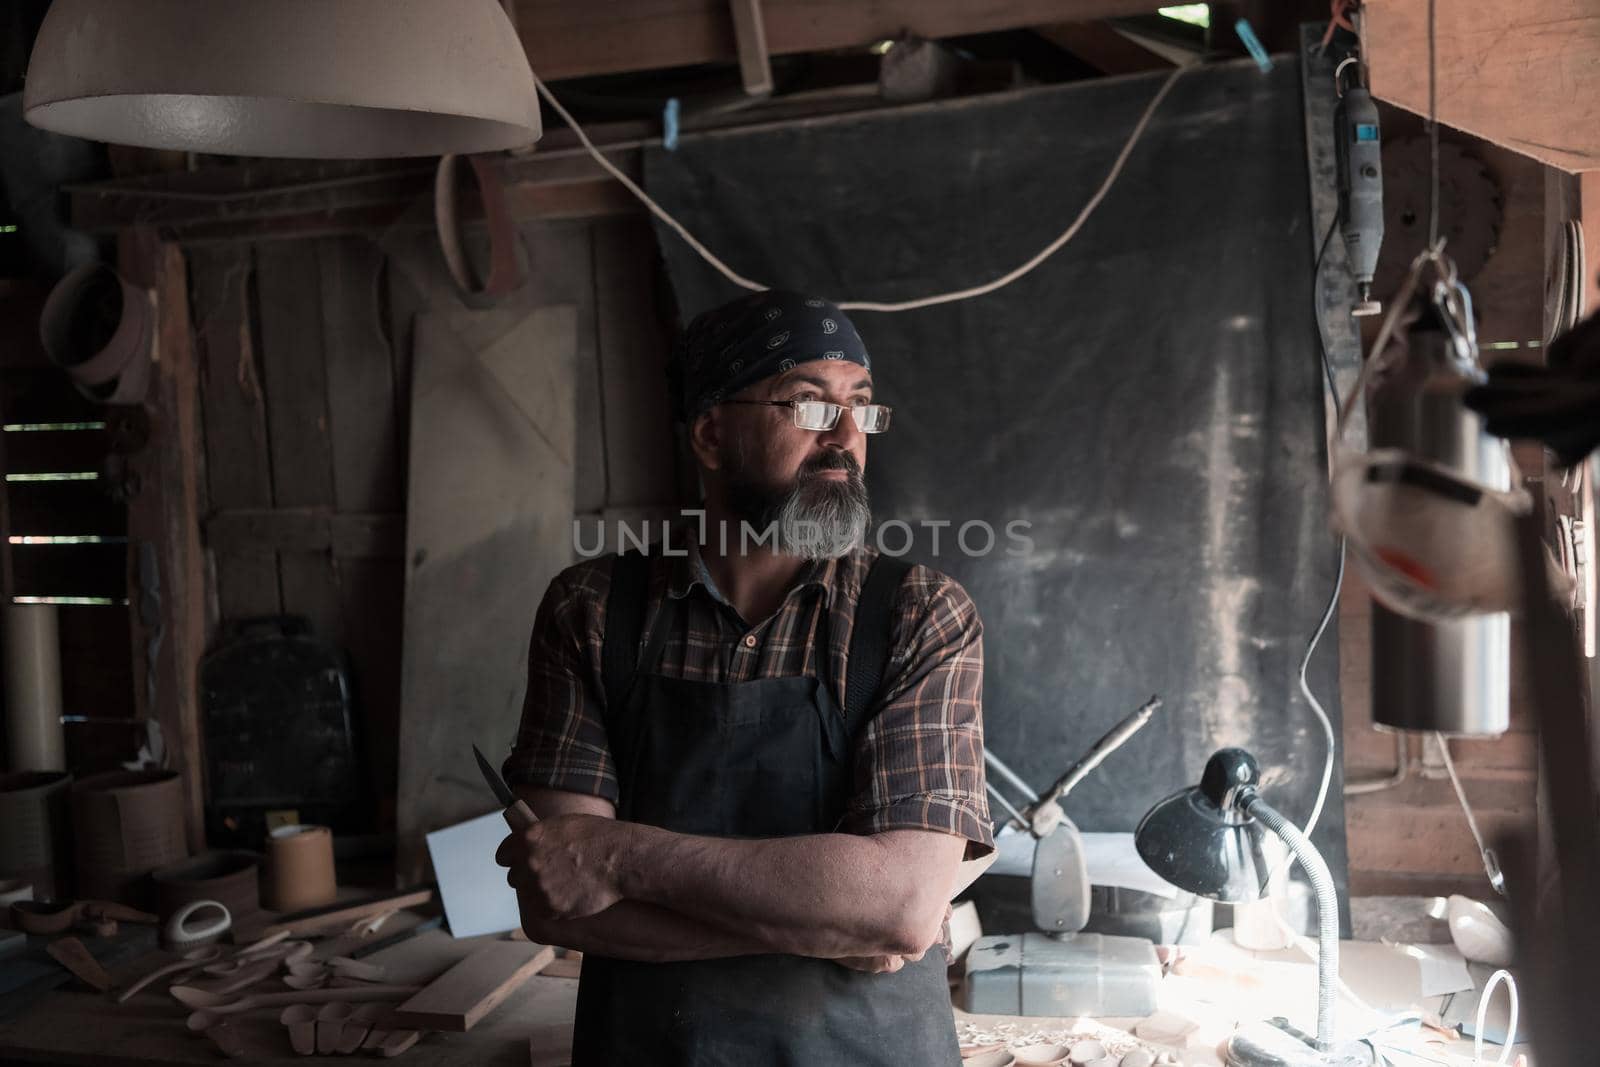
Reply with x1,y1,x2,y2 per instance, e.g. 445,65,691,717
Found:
472,744,538,830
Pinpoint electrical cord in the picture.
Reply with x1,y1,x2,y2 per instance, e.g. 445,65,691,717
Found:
1433,733,1508,896
531,65,1187,313
1279,214,1345,885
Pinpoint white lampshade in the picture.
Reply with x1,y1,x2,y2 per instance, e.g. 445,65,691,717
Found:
23,0,542,158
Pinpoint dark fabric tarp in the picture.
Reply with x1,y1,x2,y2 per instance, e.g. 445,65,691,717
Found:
643,59,1350,913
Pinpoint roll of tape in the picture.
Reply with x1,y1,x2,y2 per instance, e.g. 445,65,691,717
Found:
165,899,231,946
265,825,336,913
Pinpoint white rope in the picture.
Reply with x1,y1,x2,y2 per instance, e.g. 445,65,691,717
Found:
532,65,1186,313
1472,969,1518,1066
1434,733,1507,895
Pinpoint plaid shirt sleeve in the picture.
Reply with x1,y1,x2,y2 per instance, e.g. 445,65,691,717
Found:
501,562,620,802
839,568,994,858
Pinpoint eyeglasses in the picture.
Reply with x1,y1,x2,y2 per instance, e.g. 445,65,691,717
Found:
720,399,892,434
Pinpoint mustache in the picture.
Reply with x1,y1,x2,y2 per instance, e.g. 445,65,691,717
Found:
802,451,860,478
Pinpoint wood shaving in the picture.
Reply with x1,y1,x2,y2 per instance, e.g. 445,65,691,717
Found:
956,1020,1177,1065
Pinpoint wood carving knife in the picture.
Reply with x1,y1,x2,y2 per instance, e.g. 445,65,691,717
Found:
472,744,538,831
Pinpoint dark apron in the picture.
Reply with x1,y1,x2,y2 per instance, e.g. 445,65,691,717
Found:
572,588,961,1067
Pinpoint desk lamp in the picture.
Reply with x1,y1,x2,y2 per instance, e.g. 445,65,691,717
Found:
1135,748,1369,1067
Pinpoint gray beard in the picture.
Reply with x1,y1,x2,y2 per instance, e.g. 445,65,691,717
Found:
773,475,871,559
725,455,871,560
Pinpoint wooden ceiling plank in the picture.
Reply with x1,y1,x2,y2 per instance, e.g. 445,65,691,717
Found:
515,0,1166,80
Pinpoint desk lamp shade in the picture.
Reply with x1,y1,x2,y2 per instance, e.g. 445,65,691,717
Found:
23,0,542,158
1134,747,1275,902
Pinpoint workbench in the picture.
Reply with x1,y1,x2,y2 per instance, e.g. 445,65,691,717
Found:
0,924,1534,1066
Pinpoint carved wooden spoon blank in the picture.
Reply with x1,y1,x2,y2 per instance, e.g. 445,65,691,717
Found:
316,1002,353,1054
116,945,223,1003
279,1004,316,1056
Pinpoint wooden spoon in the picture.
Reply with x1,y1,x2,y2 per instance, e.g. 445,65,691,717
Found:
235,929,291,957
316,1002,353,1054
283,973,328,991
115,945,224,1004
190,957,279,997
206,939,302,976
279,1004,316,1056
329,956,386,982
341,1003,386,1053
169,983,421,1015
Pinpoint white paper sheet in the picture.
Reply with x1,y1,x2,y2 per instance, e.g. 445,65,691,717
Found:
424,810,522,938
1404,942,1475,997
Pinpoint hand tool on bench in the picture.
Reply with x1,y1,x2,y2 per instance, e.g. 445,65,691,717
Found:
12,899,157,937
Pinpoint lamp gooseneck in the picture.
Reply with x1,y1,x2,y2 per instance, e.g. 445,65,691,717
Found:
1238,794,1340,1053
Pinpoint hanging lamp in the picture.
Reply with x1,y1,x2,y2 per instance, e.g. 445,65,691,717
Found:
23,0,541,158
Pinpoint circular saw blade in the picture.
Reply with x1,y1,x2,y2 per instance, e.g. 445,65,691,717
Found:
1371,135,1503,302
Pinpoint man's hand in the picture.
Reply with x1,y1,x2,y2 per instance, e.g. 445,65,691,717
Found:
494,813,629,921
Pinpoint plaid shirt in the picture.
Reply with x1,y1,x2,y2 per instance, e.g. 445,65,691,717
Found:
504,539,993,859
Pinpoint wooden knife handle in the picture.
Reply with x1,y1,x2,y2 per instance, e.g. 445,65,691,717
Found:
502,799,538,831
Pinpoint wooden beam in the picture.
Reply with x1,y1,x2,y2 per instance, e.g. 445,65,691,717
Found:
728,0,772,96
1035,21,1175,75
117,229,207,853
69,146,645,243
514,0,1165,80
1364,0,1600,172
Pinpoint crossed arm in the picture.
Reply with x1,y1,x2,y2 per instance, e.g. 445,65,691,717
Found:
497,786,965,968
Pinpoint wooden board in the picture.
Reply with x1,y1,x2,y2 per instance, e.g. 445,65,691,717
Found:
1365,0,1600,172
394,303,577,881
118,231,208,852
389,940,555,1033
592,217,680,509
190,244,280,621
512,0,1160,80
255,241,341,642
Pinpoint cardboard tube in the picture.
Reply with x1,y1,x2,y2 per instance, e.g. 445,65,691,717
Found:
4,603,65,773
266,825,336,913
70,770,187,905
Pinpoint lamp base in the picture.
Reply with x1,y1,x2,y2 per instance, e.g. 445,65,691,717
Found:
1226,1019,1373,1067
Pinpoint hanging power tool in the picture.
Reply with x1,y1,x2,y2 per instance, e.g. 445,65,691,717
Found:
1334,57,1383,316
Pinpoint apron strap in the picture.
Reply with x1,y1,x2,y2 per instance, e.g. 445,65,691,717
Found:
842,555,913,735
601,550,651,719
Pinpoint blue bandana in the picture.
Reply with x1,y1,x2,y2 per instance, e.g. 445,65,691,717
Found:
667,290,872,422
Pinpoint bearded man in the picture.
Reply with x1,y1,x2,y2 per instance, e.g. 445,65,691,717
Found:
496,290,991,1066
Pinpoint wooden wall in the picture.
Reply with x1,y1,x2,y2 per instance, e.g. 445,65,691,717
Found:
184,214,680,832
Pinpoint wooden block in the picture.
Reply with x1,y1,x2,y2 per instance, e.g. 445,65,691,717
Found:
389,941,554,1033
